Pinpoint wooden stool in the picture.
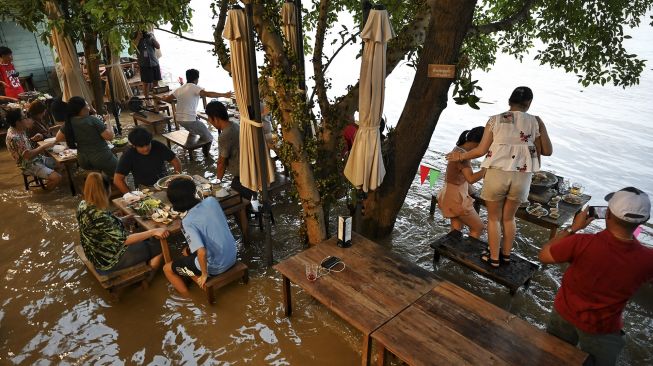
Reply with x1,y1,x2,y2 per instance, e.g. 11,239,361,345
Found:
192,261,249,304
23,172,45,190
74,245,152,300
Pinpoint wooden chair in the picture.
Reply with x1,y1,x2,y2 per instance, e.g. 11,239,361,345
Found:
192,261,249,305
74,245,152,300
23,172,46,190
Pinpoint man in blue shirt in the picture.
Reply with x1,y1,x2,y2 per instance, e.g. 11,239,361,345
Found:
163,178,237,295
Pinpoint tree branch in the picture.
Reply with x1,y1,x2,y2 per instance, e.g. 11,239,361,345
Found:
212,0,231,73
312,0,331,114
309,29,361,105
332,5,431,117
155,27,215,45
467,0,536,36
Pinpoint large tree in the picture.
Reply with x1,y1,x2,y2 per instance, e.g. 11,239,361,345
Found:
4,0,193,112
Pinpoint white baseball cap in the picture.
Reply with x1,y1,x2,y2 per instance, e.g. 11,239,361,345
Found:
604,187,651,223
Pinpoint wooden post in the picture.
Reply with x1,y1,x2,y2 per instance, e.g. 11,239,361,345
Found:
282,275,292,316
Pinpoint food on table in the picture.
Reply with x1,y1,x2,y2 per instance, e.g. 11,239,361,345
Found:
155,174,193,190
531,171,557,186
134,198,161,216
562,194,583,205
111,137,128,147
526,203,549,218
549,212,560,219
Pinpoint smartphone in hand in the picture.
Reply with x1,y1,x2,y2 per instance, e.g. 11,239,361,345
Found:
588,206,608,219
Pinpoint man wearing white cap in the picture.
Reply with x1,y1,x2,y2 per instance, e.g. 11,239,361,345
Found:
539,187,653,366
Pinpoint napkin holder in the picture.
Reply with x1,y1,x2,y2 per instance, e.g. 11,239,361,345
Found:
337,216,352,248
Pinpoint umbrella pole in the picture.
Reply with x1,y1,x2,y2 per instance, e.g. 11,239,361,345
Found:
101,41,122,135
245,3,273,266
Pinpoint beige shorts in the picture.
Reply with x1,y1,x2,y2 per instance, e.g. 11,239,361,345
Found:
480,168,533,203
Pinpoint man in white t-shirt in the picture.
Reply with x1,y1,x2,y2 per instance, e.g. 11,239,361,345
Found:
162,69,233,155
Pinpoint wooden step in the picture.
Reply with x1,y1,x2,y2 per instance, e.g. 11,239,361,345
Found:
430,232,539,295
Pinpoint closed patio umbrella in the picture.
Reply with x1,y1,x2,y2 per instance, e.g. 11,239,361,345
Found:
343,9,394,192
281,2,299,56
108,52,133,103
46,1,93,102
223,8,275,192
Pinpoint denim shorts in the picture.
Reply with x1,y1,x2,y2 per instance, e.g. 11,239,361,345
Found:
24,157,56,179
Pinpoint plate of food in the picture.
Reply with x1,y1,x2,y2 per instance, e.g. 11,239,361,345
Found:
562,193,583,205
530,171,558,193
112,137,128,147
134,198,161,216
155,174,193,190
526,203,549,218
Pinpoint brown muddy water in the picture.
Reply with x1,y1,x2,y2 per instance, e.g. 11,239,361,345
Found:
1,120,652,365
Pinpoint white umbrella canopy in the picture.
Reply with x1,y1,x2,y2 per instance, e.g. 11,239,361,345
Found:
108,52,133,103
344,9,395,192
281,2,299,56
46,2,93,102
223,8,275,192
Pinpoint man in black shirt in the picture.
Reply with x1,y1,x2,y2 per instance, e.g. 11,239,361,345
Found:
114,127,182,193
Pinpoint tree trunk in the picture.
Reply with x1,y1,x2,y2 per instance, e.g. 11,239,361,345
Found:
82,31,105,114
360,0,477,237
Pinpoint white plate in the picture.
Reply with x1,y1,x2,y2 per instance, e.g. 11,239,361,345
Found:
43,137,56,144
52,145,65,153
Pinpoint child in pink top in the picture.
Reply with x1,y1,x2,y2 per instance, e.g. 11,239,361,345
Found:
438,126,486,238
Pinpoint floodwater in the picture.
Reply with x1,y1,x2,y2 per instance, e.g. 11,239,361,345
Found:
2,1,653,365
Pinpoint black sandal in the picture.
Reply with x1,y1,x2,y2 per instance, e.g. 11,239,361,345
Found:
481,249,500,268
500,252,511,265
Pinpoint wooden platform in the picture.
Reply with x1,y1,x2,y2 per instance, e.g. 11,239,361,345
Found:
162,130,211,161
430,232,539,295
74,245,152,299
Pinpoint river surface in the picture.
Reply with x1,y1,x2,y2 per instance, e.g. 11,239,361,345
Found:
1,1,652,365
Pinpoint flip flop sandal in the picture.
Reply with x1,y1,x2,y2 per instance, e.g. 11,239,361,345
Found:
481,249,500,268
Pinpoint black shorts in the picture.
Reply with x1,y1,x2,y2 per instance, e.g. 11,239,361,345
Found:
140,65,162,83
98,239,161,275
171,253,202,277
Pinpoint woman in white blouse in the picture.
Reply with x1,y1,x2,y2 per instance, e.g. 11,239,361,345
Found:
446,86,552,267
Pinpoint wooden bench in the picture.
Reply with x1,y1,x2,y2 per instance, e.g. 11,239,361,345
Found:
372,281,589,366
74,245,152,299
162,129,212,161
132,110,173,135
191,261,249,304
430,231,539,295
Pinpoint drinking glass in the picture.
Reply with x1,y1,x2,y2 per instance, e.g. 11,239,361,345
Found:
570,182,584,196
305,264,319,282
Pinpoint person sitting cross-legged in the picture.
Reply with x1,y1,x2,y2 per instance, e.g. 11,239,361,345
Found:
114,127,182,194
163,178,237,297
4,108,62,190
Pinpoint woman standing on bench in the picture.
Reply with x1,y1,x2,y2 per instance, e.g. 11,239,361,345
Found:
446,87,553,268
77,172,168,275
438,126,486,239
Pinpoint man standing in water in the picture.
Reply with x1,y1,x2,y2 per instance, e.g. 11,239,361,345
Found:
204,100,254,200
134,30,161,103
161,68,233,156
539,187,653,366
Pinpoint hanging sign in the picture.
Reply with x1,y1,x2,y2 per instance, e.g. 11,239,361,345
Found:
428,64,456,78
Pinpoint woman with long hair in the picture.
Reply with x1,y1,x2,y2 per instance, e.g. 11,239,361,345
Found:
77,172,167,274
438,126,486,239
56,96,117,176
446,87,552,268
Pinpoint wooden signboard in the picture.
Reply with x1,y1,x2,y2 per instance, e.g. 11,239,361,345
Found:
428,64,456,78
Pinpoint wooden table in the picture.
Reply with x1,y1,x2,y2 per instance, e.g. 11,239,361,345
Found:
163,130,212,161
112,185,249,263
37,141,78,195
372,281,588,366
132,111,173,135
274,233,439,366
471,190,591,239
